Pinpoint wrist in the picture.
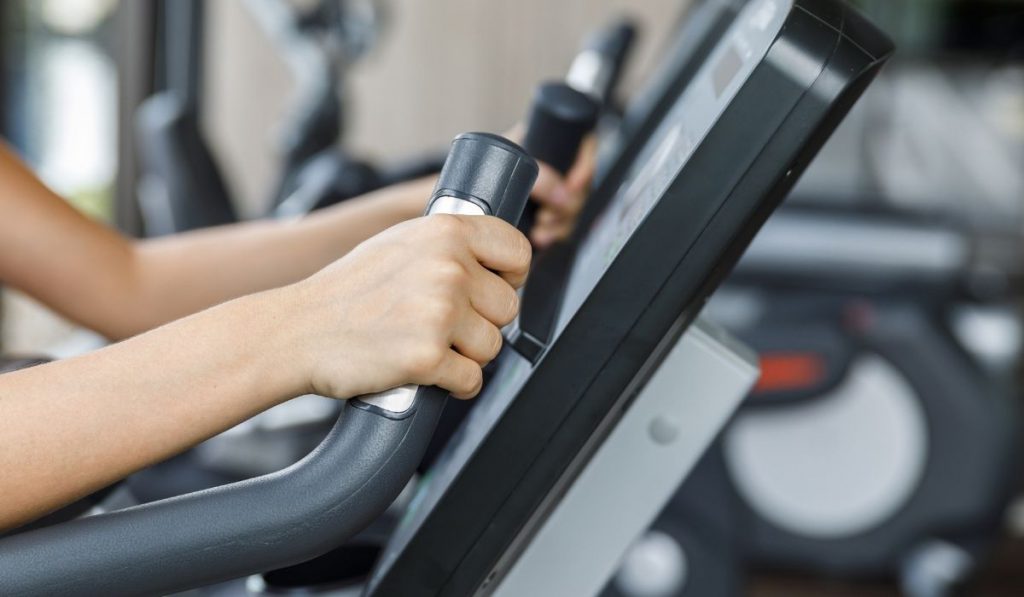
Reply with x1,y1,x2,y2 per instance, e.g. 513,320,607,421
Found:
391,176,435,219
228,286,314,405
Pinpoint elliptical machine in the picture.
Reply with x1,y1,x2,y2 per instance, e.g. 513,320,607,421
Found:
134,0,390,233
135,0,238,235
246,0,408,220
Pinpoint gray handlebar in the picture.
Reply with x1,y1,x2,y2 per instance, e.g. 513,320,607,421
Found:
0,400,442,596
0,133,537,596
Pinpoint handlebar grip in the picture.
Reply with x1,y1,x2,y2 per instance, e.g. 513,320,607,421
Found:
519,82,600,237
356,133,537,416
569,19,638,102
0,133,536,597
429,132,539,222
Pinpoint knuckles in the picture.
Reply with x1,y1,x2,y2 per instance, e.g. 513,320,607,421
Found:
430,260,470,290
402,342,448,380
420,295,460,331
423,213,466,241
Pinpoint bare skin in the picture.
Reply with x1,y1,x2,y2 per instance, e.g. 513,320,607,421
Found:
0,135,595,531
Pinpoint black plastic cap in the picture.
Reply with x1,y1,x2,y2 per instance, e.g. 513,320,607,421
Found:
585,19,638,100
586,19,638,59
522,82,601,174
430,132,539,224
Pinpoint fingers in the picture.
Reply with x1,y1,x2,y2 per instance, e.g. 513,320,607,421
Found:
452,311,504,365
503,122,525,145
531,163,582,220
532,162,567,206
531,208,573,249
566,134,598,192
458,216,532,287
468,264,520,327
433,350,485,399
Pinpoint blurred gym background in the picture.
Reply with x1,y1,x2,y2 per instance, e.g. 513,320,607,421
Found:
1,1,1024,595
0,0,683,349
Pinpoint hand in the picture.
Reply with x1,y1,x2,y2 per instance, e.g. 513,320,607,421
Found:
282,214,531,400
506,124,599,249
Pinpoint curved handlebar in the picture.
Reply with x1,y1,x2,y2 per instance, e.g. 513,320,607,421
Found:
0,398,442,596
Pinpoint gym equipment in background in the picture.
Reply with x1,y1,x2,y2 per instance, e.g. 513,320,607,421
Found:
625,211,1021,597
135,0,389,233
605,12,1024,593
710,133,1021,597
249,0,404,220
135,0,238,235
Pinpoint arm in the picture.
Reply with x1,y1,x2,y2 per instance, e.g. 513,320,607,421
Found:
0,140,432,339
0,214,531,532
0,131,594,340
0,289,296,530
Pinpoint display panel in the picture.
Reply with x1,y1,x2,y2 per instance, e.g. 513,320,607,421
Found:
558,0,789,332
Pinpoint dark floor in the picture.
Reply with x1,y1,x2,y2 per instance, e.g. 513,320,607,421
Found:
751,535,1024,597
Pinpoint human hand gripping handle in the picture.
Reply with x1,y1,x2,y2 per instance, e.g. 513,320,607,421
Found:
518,81,600,239
354,131,538,415
0,133,537,597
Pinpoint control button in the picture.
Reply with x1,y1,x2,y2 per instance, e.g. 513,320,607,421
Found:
649,415,681,445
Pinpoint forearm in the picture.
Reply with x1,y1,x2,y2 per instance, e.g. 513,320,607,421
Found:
0,136,431,339
126,178,429,335
0,288,301,531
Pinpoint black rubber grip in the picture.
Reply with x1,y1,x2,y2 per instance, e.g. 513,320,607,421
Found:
583,19,638,102
429,132,538,223
0,134,537,596
519,82,600,237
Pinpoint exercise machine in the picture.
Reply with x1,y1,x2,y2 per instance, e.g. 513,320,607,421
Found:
636,209,1022,596
152,18,629,495
135,0,389,232
365,2,892,594
599,3,1023,594
248,0,402,220
135,0,238,235
0,0,892,594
